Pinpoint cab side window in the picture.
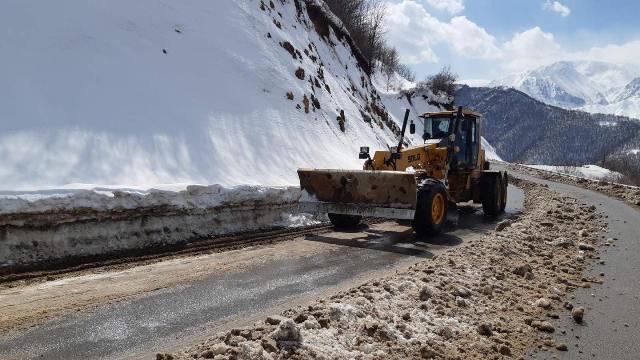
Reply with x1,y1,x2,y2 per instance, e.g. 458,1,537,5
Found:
470,119,478,166
456,118,468,167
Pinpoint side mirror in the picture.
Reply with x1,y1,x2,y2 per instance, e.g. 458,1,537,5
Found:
409,121,416,134
359,146,370,159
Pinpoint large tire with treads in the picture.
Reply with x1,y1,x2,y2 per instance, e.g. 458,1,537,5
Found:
499,172,508,213
481,174,503,217
412,179,448,236
328,213,362,229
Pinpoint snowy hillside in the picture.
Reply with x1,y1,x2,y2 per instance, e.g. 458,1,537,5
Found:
0,0,441,192
612,77,640,102
481,138,502,161
491,61,640,119
582,77,640,119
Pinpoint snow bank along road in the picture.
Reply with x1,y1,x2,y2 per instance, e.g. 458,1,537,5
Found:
0,185,309,274
0,187,524,359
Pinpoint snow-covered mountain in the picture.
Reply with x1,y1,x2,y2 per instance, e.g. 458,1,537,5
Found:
0,0,442,191
491,61,640,119
612,77,640,102
492,61,607,108
582,77,640,120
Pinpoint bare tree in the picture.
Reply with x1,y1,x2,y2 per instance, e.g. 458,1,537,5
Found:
396,64,416,82
324,0,388,70
597,146,611,168
379,46,399,90
418,66,458,97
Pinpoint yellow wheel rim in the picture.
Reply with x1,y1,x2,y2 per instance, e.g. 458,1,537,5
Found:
431,193,445,224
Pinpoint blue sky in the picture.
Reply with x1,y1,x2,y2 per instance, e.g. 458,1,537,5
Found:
382,0,640,83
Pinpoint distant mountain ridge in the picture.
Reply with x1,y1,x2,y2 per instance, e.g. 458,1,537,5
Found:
455,86,640,171
613,77,640,102
491,61,640,120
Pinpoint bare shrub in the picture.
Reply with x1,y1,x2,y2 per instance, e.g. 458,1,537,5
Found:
396,64,416,82
605,153,640,186
379,46,399,90
417,66,458,97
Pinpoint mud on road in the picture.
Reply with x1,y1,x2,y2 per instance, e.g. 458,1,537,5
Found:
164,178,608,360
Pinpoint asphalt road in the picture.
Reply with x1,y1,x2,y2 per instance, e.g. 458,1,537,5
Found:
497,165,640,360
0,188,523,360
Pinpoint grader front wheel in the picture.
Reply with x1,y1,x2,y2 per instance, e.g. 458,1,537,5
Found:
499,172,508,212
482,174,505,217
412,179,448,236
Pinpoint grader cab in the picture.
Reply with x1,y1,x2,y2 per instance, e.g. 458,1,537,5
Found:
298,107,507,235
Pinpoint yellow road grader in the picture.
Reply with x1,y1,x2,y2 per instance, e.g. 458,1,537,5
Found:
298,107,507,235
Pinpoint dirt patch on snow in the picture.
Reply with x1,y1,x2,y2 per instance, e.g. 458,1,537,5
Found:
510,164,640,208
162,178,606,359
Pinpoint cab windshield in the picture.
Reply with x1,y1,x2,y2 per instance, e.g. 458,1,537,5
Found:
423,116,451,140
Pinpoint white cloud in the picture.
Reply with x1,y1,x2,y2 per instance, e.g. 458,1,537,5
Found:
425,0,464,14
501,27,640,73
502,27,564,72
385,1,500,64
573,40,640,65
543,0,571,17
448,16,502,59
459,79,491,87
383,0,640,78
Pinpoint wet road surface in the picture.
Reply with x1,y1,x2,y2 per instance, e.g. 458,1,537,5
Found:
498,165,640,360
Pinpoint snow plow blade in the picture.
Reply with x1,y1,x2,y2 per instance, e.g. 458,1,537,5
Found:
297,169,417,220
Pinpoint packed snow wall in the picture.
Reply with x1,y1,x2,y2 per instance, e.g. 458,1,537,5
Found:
0,186,319,273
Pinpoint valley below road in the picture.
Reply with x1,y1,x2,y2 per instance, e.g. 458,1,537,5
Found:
0,166,639,360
